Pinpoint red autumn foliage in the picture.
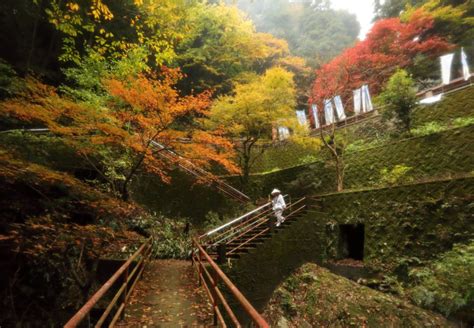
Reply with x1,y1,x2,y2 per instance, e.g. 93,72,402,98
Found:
310,9,453,114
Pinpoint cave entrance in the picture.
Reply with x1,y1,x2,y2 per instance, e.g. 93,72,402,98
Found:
339,224,365,260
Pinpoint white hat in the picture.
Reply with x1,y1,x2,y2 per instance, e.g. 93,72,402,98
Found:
271,188,281,195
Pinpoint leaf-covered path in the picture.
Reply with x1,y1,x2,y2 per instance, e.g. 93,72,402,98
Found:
116,259,213,327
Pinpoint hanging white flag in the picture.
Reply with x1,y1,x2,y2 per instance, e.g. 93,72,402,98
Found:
333,96,346,121
311,104,320,129
461,48,471,81
324,99,335,124
353,88,362,114
296,110,307,126
440,53,454,85
362,85,373,112
278,126,290,141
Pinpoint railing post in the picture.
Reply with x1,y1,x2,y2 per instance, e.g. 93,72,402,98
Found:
211,270,219,326
216,243,227,264
198,248,202,286
268,215,275,233
121,266,129,320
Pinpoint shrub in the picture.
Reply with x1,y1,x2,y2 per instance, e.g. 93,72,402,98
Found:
379,165,413,186
379,69,418,133
408,240,474,317
411,121,445,137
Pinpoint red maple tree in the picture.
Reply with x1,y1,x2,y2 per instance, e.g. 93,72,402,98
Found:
310,9,452,114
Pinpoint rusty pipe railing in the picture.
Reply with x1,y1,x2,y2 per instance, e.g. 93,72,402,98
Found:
192,238,270,328
64,237,153,328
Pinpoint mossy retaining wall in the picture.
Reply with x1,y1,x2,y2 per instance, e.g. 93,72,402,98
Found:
130,170,246,223
243,124,474,199
226,177,474,317
250,86,474,174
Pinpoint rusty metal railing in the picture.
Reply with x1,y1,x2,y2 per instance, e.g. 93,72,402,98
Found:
64,237,153,328
191,197,307,326
200,195,291,246
192,238,270,328
150,140,251,203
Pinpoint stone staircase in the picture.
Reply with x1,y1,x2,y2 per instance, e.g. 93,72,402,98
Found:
199,196,307,262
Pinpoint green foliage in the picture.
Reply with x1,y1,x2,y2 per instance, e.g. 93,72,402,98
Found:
0,59,21,99
408,240,474,317
132,214,191,259
406,116,474,137
453,116,474,128
60,47,150,107
202,211,223,230
379,69,418,132
298,154,318,166
379,165,413,186
175,3,292,94
411,121,445,136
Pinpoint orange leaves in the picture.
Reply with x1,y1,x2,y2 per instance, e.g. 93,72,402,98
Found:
1,70,239,196
102,68,239,178
104,69,211,130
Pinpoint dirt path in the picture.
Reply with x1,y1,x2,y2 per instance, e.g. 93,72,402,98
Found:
116,259,213,327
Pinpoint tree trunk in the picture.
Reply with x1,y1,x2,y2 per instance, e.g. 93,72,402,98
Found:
240,153,251,190
120,152,147,201
336,162,344,192
27,0,43,72
335,154,344,192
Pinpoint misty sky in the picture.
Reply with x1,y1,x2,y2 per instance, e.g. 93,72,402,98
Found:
331,0,375,39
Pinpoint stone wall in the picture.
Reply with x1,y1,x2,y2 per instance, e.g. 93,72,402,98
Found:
226,177,474,317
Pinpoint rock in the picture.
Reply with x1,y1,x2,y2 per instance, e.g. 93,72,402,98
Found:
277,316,289,328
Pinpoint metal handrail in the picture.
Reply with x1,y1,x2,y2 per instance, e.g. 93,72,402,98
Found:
207,206,275,247
150,140,250,203
201,195,290,241
64,237,153,328
226,202,307,256
192,238,270,328
0,127,250,203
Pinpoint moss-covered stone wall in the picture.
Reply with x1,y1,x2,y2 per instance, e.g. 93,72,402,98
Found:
249,86,474,174
130,170,247,223
226,177,474,317
244,124,474,199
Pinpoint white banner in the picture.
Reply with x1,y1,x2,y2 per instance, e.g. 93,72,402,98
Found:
461,48,471,81
419,94,443,105
296,110,307,126
440,53,454,85
362,84,373,112
278,126,290,140
311,104,320,129
333,95,346,121
324,99,335,124
353,88,362,114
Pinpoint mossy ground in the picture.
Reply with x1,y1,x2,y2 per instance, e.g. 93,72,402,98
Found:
264,263,452,328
